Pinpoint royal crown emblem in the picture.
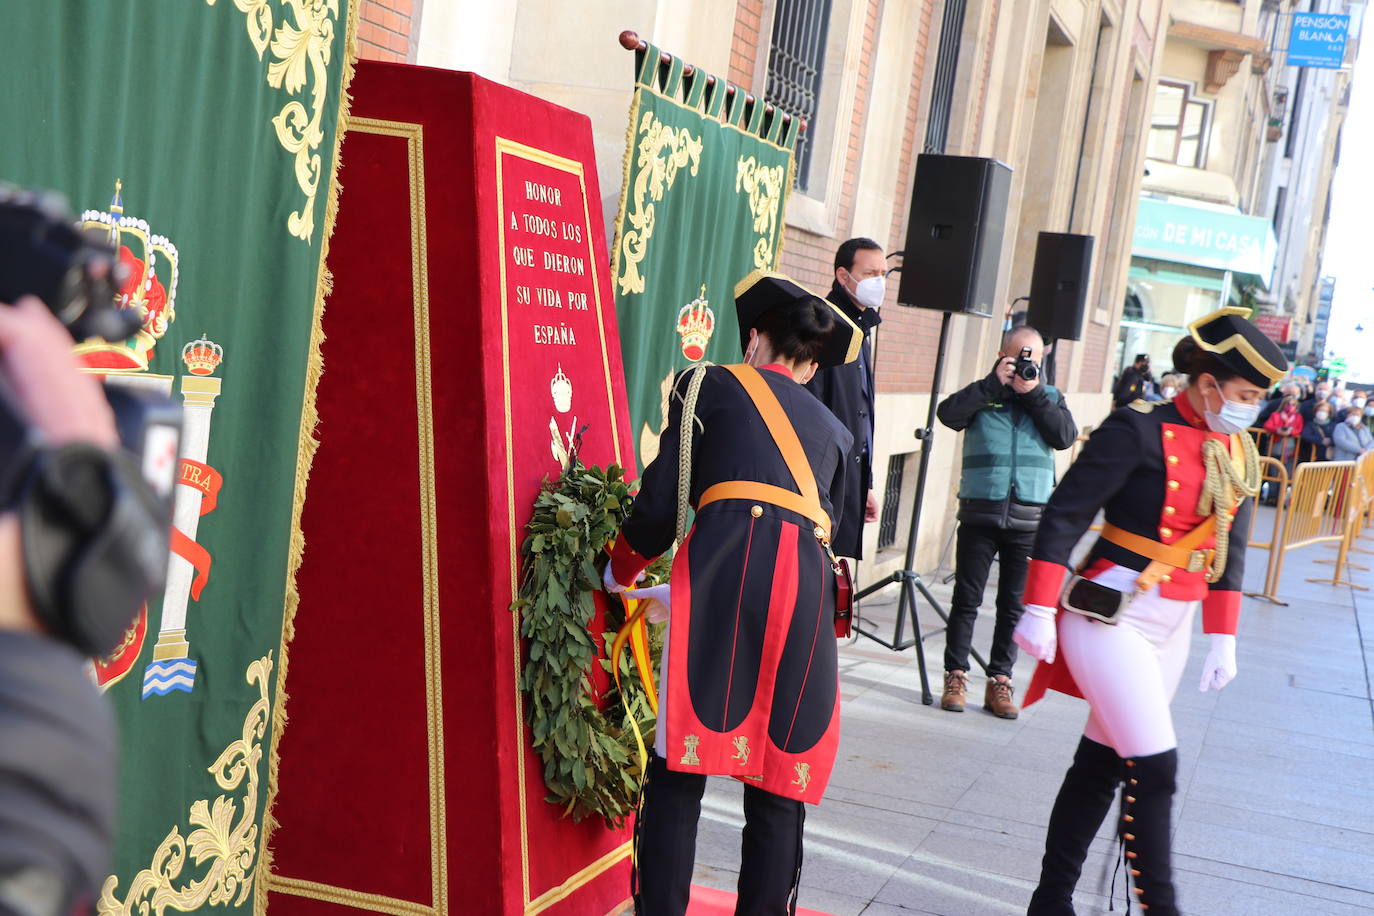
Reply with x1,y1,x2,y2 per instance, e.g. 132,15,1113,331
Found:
77,179,179,372
677,285,715,362
182,335,224,376
550,363,573,413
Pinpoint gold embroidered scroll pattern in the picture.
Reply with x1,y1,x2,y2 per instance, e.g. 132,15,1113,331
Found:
207,0,341,241
616,112,702,295
98,654,274,915
735,156,786,270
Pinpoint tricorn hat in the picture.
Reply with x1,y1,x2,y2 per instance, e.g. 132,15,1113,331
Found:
1187,306,1288,388
732,269,862,368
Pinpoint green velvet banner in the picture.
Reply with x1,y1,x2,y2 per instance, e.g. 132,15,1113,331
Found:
612,43,800,465
0,2,356,911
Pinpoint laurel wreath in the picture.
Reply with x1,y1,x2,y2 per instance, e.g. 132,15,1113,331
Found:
513,458,667,827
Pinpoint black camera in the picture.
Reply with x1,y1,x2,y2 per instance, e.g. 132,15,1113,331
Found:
0,187,143,343
0,187,180,656
1014,346,1039,381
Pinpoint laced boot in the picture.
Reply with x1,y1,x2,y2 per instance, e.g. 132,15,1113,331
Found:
1027,736,1123,915
1121,749,1180,915
941,670,968,712
984,675,1019,719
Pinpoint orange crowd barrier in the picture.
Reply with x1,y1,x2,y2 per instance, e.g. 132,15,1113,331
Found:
1256,460,1362,602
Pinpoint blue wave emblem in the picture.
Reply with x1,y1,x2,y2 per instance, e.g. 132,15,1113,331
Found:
142,659,198,698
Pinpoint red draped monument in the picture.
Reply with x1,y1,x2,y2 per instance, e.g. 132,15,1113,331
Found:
267,61,637,916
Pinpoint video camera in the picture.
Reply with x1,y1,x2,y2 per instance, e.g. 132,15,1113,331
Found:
0,186,180,657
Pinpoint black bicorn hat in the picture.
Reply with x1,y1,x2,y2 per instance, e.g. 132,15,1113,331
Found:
732,269,862,368
1188,306,1289,388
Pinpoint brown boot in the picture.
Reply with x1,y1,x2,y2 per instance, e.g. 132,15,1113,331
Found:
941,670,968,712
984,676,1019,719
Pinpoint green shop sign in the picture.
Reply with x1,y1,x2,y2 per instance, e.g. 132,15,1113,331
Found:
1132,197,1277,281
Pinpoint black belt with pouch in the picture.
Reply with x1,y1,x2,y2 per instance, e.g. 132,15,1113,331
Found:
1060,574,1132,625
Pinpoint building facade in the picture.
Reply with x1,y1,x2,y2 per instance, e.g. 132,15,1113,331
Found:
346,0,1176,578
1122,0,1360,378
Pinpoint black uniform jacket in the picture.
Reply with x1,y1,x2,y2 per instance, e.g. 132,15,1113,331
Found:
1022,393,1252,632
610,364,852,804
1021,394,1253,707
804,281,879,558
1112,365,1152,407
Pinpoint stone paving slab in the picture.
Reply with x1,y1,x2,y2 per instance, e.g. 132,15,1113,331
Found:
685,525,1374,914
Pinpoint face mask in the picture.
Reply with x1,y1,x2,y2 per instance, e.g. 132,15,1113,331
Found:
1348,414,1364,427
1316,411,1330,422
1202,382,1261,434
1366,406,1374,417
1161,386,1177,399
1331,397,1345,410
851,274,886,309
1355,398,1367,410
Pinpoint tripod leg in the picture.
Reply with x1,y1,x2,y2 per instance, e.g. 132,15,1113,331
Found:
906,578,933,705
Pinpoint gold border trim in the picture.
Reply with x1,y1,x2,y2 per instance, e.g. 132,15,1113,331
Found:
524,842,633,916
267,876,434,916
262,116,449,913
255,0,360,911
495,135,625,910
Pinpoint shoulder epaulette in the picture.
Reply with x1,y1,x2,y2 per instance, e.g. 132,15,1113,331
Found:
1127,399,1158,414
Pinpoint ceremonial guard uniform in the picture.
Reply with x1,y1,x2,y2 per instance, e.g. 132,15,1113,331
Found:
608,272,860,916
1014,308,1286,915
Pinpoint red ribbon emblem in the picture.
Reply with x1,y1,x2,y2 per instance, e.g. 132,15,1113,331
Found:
170,459,223,600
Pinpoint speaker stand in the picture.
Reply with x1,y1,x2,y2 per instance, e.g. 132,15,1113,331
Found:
853,311,990,705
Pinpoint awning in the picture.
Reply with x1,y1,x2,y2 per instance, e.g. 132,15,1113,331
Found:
1131,197,1278,286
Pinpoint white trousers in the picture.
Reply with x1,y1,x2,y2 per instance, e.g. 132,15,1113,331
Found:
1059,564,1197,759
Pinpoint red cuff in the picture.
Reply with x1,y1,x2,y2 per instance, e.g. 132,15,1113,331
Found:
1202,589,1240,635
608,535,653,590
1025,559,1069,608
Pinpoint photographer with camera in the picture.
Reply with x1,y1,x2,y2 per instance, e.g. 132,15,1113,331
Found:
934,326,1076,718
0,190,177,916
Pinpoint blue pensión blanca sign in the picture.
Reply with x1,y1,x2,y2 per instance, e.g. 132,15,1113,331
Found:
1287,13,1350,70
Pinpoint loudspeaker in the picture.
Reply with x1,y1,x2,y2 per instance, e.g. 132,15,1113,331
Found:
1027,231,1094,341
896,154,1013,316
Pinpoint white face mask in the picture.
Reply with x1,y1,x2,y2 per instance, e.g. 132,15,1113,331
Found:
850,274,886,309
1316,411,1330,422
1348,414,1364,427
1355,398,1367,410
1331,397,1345,410
1365,406,1374,417
1202,382,1261,434
1161,386,1177,399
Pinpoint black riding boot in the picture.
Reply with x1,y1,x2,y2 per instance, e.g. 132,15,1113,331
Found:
1121,749,1180,914
1027,736,1123,915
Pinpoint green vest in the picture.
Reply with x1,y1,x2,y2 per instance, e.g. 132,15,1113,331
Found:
958,387,1060,504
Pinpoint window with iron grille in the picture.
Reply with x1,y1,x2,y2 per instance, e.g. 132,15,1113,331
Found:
877,452,909,551
765,0,833,191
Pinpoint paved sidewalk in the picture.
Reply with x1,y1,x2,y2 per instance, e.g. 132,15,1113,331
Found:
690,511,1374,915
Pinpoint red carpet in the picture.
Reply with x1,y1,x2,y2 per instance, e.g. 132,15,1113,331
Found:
688,885,838,915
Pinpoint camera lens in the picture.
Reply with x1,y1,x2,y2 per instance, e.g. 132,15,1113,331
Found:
1017,362,1038,380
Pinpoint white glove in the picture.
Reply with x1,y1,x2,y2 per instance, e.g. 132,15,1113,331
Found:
602,563,629,593
1199,633,1237,692
624,583,671,623
1013,604,1058,665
